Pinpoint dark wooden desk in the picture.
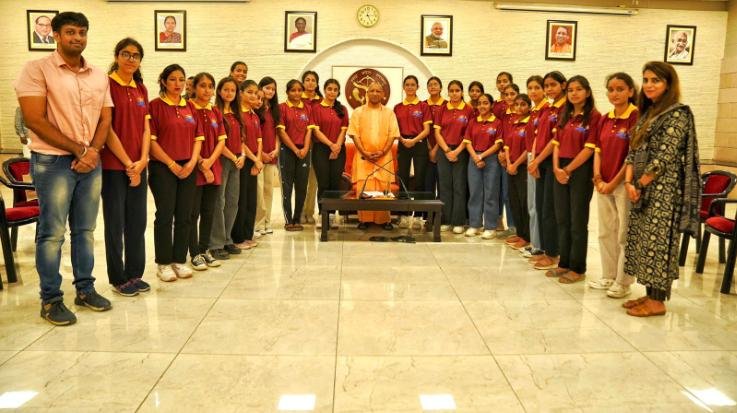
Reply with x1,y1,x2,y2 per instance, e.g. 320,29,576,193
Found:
318,191,443,242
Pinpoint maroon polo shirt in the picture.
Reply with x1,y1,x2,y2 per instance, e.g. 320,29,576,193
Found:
534,97,566,155
222,111,242,156
192,101,226,186
102,73,149,171
506,116,529,162
278,100,314,148
261,109,278,164
552,109,601,159
425,97,446,147
464,114,504,152
525,100,549,153
149,96,204,161
312,101,348,144
434,101,475,147
597,104,638,182
394,98,432,137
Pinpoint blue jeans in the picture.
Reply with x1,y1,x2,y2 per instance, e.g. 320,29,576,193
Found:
31,153,101,302
467,153,501,229
527,164,542,250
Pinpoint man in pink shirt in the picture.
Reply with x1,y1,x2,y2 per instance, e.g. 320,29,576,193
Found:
15,11,113,326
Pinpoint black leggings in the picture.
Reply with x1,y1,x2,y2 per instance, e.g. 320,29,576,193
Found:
536,157,558,256
553,158,593,274
189,184,218,257
312,142,345,213
232,158,257,243
279,144,310,225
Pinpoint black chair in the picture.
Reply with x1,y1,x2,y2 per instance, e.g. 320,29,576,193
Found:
0,193,39,289
679,170,737,266
0,157,37,251
695,198,737,294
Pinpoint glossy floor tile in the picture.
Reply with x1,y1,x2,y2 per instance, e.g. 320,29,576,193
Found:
0,188,736,411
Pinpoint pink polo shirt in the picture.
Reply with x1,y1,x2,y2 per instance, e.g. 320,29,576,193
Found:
14,51,113,155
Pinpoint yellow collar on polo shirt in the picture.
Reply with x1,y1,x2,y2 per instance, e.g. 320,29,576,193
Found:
240,105,252,113
190,100,212,110
533,100,547,111
320,100,334,107
552,97,567,108
608,103,637,119
476,113,496,122
426,97,445,106
403,97,420,105
286,100,304,108
109,72,136,88
505,107,514,115
161,95,186,107
446,101,466,110
516,115,531,124
301,93,320,101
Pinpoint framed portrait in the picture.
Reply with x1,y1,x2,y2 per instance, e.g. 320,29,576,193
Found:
545,20,577,61
664,25,696,65
421,15,453,56
27,10,58,51
284,11,317,53
155,10,186,51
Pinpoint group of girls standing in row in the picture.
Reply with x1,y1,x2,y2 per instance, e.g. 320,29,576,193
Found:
420,62,699,317
103,34,699,317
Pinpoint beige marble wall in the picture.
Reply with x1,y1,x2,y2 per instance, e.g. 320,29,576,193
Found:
715,0,737,165
0,0,728,160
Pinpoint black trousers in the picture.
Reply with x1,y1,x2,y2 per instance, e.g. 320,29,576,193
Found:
536,157,558,256
101,169,147,286
437,147,468,226
425,159,438,197
312,142,345,213
554,158,593,274
149,160,196,265
397,138,429,193
189,183,218,257
232,158,257,243
508,164,530,242
279,145,310,225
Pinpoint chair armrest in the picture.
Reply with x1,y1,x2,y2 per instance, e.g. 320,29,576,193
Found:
709,198,737,217
0,175,34,191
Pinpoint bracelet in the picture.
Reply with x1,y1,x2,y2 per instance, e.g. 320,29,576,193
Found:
88,146,99,153
167,160,176,168
79,146,88,158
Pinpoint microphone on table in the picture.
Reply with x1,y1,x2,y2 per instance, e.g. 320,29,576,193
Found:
359,155,411,200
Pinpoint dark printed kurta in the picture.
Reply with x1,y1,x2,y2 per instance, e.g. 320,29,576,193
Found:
624,106,694,292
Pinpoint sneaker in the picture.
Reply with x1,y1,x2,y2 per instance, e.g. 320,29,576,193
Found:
172,263,193,278
452,226,464,234
412,218,424,230
306,216,316,224
481,229,497,239
112,281,139,297
399,216,411,228
202,251,221,267
40,298,77,326
191,254,208,271
588,278,615,290
133,278,151,292
210,248,229,260
157,264,177,282
606,283,632,298
440,225,451,232
496,229,515,239
224,244,242,255
330,214,339,229
263,228,274,234
465,227,479,237
253,231,263,239
74,289,112,312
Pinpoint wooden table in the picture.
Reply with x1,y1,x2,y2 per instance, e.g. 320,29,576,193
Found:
318,191,443,242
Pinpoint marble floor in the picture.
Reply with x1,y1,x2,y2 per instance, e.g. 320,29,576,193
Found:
1,189,736,412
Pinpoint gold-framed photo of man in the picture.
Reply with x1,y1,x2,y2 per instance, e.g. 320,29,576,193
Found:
545,20,577,61
421,15,452,56
27,10,58,51
664,25,696,65
155,10,186,52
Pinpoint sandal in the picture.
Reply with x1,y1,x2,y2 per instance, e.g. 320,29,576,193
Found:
534,258,559,270
558,272,586,284
545,268,568,278
622,296,648,309
626,299,666,317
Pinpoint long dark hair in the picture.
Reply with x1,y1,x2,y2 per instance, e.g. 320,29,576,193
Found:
158,64,185,95
559,75,596,128
258,76,281,125
323,78,345,118
215,76,243,137
109,37,144,83
301,71,323,98
631,61,681,148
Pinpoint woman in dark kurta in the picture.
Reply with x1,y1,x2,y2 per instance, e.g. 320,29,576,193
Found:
623,61,700,317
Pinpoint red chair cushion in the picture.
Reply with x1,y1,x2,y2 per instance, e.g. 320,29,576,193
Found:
705,216,735,235
7,160,30,181
6,206,39,222
15,199,38,208
701,174,732,214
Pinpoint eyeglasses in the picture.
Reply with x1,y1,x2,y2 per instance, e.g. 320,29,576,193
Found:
120,51,141,62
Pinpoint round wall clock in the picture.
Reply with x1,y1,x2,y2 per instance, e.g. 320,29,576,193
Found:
357,4,379,28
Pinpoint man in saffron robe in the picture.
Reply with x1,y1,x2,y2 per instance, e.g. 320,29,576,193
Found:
348,82,400,230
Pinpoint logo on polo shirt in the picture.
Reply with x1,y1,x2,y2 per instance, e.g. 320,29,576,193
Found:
517,129,526,138
549,114,558,123
411,110,423,118
485,126,497,136
615,128,629,140
298,113,309,122
183,114,195,124
136,97,145,107
456,115,469,125
575,125,588,133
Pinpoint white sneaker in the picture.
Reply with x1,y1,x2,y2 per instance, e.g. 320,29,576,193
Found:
399,216,411,228
481,230,497,239
329,214,339,229
157,264,177,282
452,226,464,234
440,225,451,232
465,227,479,237
172,263,193,279
606,283,632,298
412,218,424,230
588,278,614,290
253,231,263,239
